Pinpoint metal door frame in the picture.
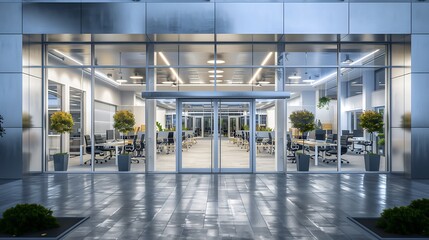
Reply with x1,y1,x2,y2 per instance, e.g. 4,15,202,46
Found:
177,98,254,173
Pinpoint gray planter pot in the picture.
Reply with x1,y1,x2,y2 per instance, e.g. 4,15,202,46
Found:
364,154,380,171
297,154,310,171
118,154,131,171
53,154,69,171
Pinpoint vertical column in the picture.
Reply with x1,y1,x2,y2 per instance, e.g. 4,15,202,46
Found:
275,44,286,173
0,2,23,179
145,44,156,172
409,34,429,178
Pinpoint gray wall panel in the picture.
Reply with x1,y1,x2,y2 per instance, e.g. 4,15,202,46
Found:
411,35,429,73
391,128,405,172
0,3,22,33
147,3,214,34
82,3,145,34
284,3,348,34
216,3,283,34
23,3,81,34
0,35,22,73
22,128,42,173
411,74,429,128
391,75,405,128
350,3,411,34
0,74,23,128
410,128,429,178
0,128,22,179
412,3,429,34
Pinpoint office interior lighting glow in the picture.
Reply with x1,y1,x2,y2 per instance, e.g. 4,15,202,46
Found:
207,59,225,64
209,75,223,78
158,52,184,84
208,70,224,74
248,52,273,84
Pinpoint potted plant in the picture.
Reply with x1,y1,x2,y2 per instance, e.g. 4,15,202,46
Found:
50,111,74,171
0,114,5,138
113,110,135,171
289,110,316,171
156,121,163,132
317,96,331,109
359,110,384,171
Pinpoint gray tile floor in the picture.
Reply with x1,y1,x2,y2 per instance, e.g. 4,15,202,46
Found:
1,174,429,239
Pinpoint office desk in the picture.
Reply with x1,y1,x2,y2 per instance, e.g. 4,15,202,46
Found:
96,140,128,165
292,139,336,166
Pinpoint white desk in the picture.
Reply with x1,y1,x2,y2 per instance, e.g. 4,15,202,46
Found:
293,139,336,165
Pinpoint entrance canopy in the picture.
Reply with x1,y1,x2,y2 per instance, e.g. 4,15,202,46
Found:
142,91,290,99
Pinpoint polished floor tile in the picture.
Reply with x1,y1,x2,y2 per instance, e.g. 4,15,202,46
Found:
1,173,429,239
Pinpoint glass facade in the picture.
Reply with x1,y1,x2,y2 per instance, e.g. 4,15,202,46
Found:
19,33,410,174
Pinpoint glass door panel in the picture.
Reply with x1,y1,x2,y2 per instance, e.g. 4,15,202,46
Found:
219,101,251,172
181,101,213,172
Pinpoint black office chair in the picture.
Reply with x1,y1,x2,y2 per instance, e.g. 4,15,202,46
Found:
287,134,299,163
84,135,103,165
166,132,174,154
94,134,113,161
326,135,350,164
135,134,145,157
125,135,140,163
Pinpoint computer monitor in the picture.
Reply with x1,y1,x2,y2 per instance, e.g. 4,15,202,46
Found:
353,129,363,137
342,130,350,136
308,131,316,140
106,130,114,141
114,129,121,139
315,130,326,141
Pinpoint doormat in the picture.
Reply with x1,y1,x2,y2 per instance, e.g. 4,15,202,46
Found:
0,217,88,240
349,217,429,239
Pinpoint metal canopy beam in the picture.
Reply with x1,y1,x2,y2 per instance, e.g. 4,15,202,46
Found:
141,91,290,99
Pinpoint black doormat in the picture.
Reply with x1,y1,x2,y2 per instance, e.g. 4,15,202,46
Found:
0,217,88,240
349,217,429,239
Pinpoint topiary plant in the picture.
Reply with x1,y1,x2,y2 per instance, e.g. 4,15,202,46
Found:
113,110,135,153
359,110,383,146
409,198,429,218
289,110,316,154
0,114,5,138
0,203,59,236
50,111,74,154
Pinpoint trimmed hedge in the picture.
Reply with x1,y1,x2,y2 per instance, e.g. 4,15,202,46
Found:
377,198,429,235
0,204,59,236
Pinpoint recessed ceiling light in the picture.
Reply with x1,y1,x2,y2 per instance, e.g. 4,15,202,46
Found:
130,74,144,80
162,81,172,84
258,81,270,84
209,75,223,78
207,59,225,64
208,70,224,74
302,79,316,83
209,79,223,83
288,73,301,80
116,77,127,83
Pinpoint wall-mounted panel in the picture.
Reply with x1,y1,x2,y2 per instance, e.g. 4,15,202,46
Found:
411,35,429,73
391,75,405,128
82,3,145,34
412,3,429,34
411,73,429,128
0,3,22,33
350,3,411,34
411,128,429,178
0,35,22,73
0,128,22,179
23,3,81,34
216,3,283,34
0,74,23,128
284,3,348,34
147,3,214,34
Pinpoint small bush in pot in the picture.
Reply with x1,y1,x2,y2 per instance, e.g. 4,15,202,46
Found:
50,111,74,171
289,110,316,171
113,110,135,171
0,203,59,236
359,110,383,171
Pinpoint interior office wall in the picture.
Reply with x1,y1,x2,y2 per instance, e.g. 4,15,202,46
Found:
266,106,275,130
156,107,167,129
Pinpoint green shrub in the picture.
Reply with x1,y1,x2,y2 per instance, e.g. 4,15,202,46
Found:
376,206,428,235
410,198,429,218
0,204,59,236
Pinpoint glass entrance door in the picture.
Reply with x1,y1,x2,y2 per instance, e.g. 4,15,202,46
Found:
179,99,252,173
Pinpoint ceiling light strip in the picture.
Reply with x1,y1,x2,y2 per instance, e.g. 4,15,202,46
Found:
249,52,273,84
159,52,184,84
311,49,381,87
